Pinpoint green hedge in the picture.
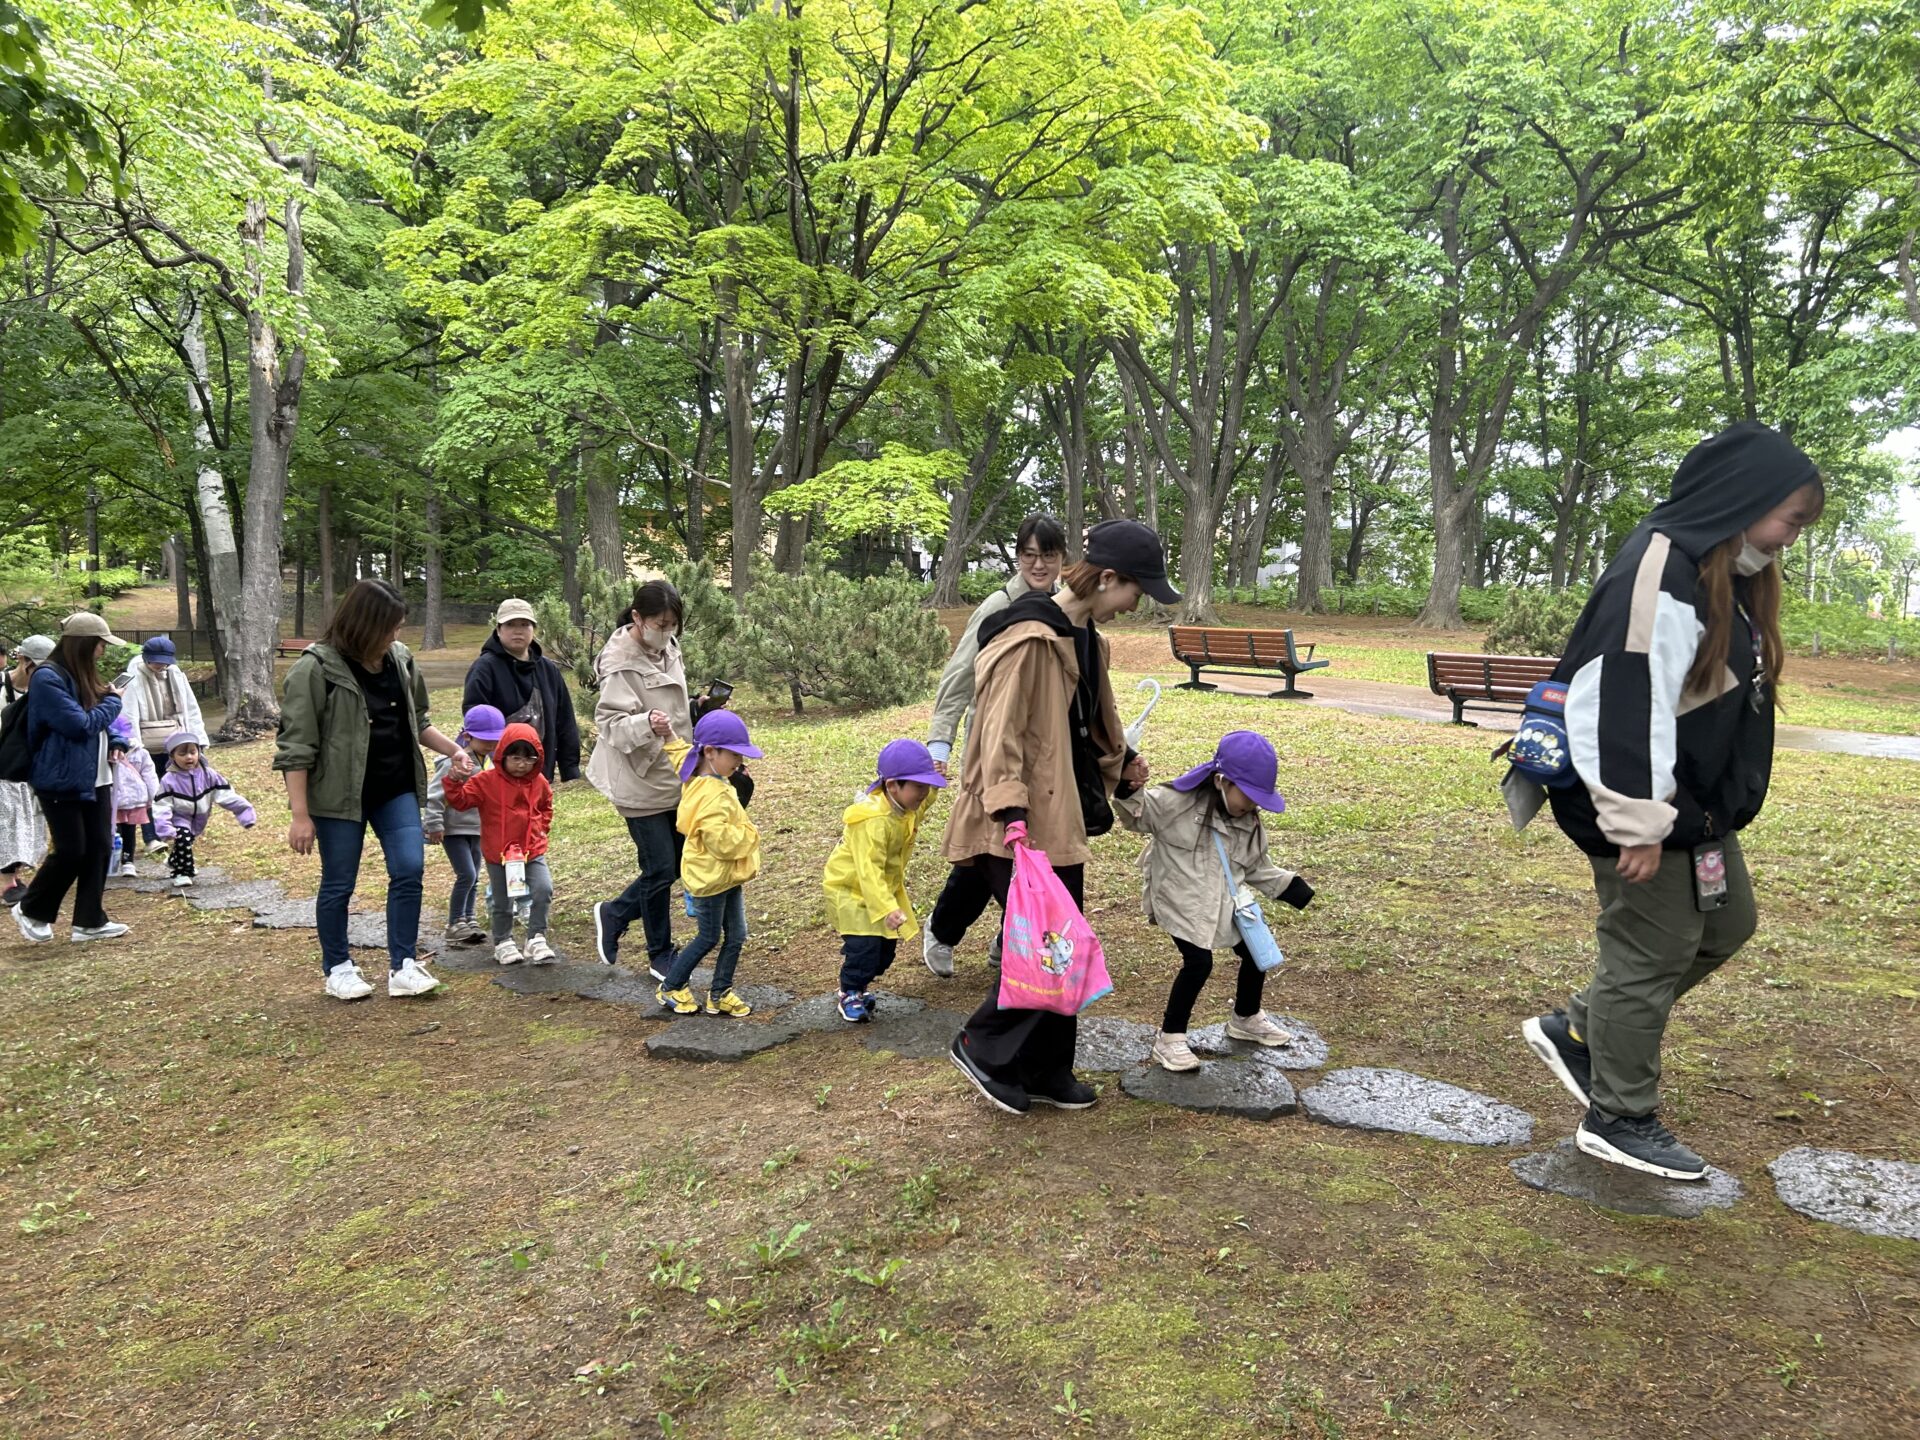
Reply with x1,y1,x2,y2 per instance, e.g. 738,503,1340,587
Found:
1781,596,1920,658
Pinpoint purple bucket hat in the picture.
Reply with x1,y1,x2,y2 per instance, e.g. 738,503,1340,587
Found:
109,715,135,744
1169,730,1286,813
680,708,764,782
461,704,507,743
867,738,948,793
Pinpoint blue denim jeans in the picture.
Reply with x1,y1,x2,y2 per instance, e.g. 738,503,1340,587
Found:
487,856,552,944
313,790,425,974
662,885,747,994
601,810,683,969
441,834,482,923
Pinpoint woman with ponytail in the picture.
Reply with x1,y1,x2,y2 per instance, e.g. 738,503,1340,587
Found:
1520,421,1823,1182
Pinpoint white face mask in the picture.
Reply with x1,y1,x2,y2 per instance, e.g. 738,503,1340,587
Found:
640,622,675,651
1732,540,1773,576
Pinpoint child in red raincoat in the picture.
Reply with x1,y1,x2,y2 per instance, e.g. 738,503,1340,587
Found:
443,722,555,965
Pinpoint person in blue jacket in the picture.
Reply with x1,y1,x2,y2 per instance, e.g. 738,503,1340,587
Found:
11,613,129,944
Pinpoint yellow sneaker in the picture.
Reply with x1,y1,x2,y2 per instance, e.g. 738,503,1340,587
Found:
656,985,698,1015
706,988,753,1018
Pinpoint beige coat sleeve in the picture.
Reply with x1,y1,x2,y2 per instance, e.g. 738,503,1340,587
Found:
969,635,1054,817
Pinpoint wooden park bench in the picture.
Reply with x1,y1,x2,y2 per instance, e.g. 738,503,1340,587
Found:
275,637,314,660
1169,625,1329,699
1426,651,1559,725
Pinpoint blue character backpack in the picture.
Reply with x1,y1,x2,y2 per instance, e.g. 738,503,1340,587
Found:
1495,679,1576,788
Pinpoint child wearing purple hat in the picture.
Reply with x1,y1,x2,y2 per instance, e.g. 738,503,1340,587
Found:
822,740,948,1022
656,710,765,1016
425,704,507,945
107,716,159,876
1115,730,1316,1072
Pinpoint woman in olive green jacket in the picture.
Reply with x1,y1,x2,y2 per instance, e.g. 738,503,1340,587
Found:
274,581,471,1003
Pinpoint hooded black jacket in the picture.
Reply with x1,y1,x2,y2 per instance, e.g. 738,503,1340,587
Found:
1547,422,1820,857
461,633,582,783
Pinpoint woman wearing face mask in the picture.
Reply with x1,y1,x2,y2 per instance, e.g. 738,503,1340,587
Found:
1520,421,1824,1183
943,518,1181,1116
588,580,694,977
920,512,1069,979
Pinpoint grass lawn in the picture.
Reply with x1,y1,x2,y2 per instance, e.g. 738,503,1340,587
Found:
3,674,1916,1439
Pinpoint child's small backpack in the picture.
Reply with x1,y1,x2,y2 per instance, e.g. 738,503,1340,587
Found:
1494,679,1576,788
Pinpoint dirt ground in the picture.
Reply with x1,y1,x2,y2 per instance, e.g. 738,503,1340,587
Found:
3,649,1915,1438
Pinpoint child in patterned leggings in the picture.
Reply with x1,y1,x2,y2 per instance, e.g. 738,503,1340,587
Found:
153,731,256,888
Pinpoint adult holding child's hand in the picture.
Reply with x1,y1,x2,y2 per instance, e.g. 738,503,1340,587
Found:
274,580,469,1003
587,579,693,977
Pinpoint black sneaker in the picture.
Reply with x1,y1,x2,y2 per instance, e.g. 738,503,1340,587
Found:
592,902,618,966
0,881,24,909
1522,1010,1591,1106
1576,1107,1708,1182
948,1036,1029,1115
1028,1073,1097,1110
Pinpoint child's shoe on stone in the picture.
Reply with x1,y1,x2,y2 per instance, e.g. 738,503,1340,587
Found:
494,938,524,966
657,985,698,1015
706,989,752,1017
525,934,557,965
1152,1031,1201,1072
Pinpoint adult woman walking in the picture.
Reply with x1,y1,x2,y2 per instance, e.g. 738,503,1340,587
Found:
0,635,54,908
588,580,693,977
1520,421,1824,1181
10,614,129,944
944,519,1179,1115
275,580,472,1001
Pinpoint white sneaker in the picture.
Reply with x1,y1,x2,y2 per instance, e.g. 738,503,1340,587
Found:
524,934,556,965
146,841,169,860
494,939,524,966
72,921,130,943
171,875,193,890
120,861,140,878
1152,1031,1202,1072
922,929,955,978
325,964,375,1001
388,959,441,997
12,904,53,944
1225,1010,1294,1047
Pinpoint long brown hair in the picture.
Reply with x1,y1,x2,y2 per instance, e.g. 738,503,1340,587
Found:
1688,537,1785,707
52,635,109,708
323,580,408,667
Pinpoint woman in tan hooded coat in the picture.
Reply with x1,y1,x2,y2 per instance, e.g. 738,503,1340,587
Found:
945,519,1181,1116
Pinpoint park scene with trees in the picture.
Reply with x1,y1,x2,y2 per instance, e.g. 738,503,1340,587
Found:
2,1,1917,1436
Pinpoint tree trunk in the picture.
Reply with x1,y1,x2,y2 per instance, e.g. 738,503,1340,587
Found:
293,535,306,638
316,483,336,625
723,320,762,592
1176,494,1220,622
85,484,101,599
422,476,444,650
555,466,584,625
223,179,313,738
181,289,239,692
171,534,193,631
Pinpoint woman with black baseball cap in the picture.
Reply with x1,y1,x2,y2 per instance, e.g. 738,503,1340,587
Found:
942,518,1182,1114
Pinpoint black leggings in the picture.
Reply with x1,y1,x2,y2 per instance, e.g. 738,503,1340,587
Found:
1162,937,1265,1033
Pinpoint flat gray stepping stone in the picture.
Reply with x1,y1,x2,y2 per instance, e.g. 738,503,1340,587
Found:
1767,1147,1920,1241
647,992,924,1062
862,1008,969,1060
245,896,431,953
1301,1067,1532,1146
1120,1060,1297,1120
1510,1138,1741,1219
186,879,287,913
432,943,498,974
1074,1016,1158,1072
491,962,791,1013
1190,1015,1329,1071
108,864,229,895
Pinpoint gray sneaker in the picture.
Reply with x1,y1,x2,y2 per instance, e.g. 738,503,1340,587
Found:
1576,1108,1707,1182
922,929,955,978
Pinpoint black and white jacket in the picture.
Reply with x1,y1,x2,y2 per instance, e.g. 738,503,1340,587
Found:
1546,422,1817,859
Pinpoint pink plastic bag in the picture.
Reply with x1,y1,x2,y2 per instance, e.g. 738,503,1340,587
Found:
997,842,1113,1015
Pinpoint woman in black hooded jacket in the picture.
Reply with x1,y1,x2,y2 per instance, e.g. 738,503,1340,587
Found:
1519,421,1823,1183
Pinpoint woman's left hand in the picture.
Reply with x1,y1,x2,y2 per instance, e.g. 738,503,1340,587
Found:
1123,755,1150,788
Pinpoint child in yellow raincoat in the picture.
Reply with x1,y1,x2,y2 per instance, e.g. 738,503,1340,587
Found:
822,740,947,1023
655,711,763,1017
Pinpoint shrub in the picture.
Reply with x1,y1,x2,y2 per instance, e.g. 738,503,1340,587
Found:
663,559,742,687
532,558,627,690
1780,595,1920,658
956,569,1007,606
1483,587,1588,657
736,558,949,715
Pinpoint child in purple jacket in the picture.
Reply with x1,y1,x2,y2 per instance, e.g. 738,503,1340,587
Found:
153,729,255,889
108,717,160,876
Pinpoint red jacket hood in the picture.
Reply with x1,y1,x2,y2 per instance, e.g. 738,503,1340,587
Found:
497,721,546,774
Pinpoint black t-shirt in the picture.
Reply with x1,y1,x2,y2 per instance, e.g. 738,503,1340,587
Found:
346,654,412,808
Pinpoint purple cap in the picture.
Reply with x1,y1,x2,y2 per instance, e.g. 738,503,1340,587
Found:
461,704,507,742
679,708,764,782
109,715,135,743
868,738,948,793
1169,730,1285,813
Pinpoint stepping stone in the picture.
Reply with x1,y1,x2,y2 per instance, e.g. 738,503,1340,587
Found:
861,1008,970,1061
646,992,924,1062
1300,1067,1533,1146
1190,1015,1329,1071
1767,1147,1920,1241
1120,1059,1297,1120
492,962,793,1014
108,864,229,895
185,879,287,914
1074,1016,1157,1072
1510,1138,1741,1219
